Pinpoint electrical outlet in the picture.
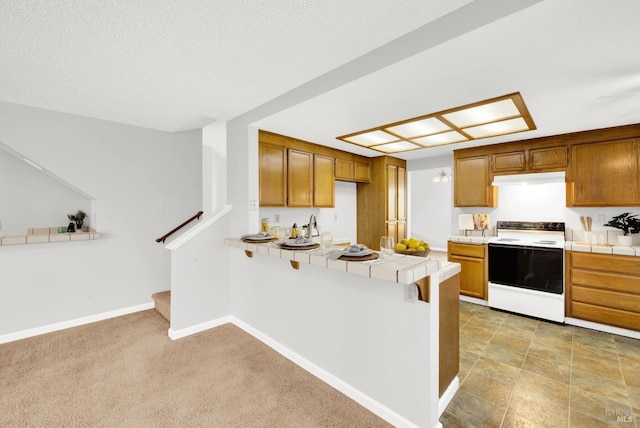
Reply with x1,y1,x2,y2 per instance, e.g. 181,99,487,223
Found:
334,213,338,221
596,213,606,225
275,214,280,223
404,284,418,302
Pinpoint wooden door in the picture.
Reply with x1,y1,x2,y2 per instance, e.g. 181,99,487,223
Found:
570,139,639,206
387,165,397,221
287,149,313,207
397,166,406,221
259,142,286,206
313,154,335,207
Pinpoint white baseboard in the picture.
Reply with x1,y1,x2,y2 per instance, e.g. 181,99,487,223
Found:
438,376,459,416
230,316,422,428
564,317,640,339
168,315,231,340
0,302,154,344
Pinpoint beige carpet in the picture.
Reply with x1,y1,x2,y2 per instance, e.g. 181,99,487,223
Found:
0,310,391,427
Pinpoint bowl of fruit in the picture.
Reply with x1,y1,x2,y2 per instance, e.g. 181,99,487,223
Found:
394,237,430,257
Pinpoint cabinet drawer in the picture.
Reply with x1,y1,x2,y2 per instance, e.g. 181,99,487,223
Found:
570,252,640,276
570,301,640,331
449,242,485,258
570,269,640,294
570,285,640,313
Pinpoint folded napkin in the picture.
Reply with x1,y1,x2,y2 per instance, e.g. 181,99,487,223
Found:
286,236,312,244
241,232,272,240
327,244,370,260
346,244,368,253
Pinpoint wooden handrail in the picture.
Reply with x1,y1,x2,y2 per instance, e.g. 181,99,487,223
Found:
156,211,204,243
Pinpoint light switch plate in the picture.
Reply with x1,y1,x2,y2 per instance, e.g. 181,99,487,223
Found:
596,214,606,225
249,199,257,211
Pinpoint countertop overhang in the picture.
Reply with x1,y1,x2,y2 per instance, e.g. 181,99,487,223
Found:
225,238,460,286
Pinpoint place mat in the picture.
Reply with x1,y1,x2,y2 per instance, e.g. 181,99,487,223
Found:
242,237,277,243
279,243,320,250
339,252,380,261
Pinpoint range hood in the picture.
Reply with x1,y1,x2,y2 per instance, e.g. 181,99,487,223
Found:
492,171,566,186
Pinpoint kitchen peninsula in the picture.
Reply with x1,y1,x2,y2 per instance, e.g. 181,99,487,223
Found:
225,238,461,428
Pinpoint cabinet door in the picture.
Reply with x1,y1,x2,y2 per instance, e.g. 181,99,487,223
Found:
448,254,486,299
454,156,496,207
385,221,398,245
314,154,335,207
396,221,406,243
287,149,313,207
259,143,286,206
354,162,371,182
529,146,568,170
387,165,398,221
491,151,526,173
570,139,640,206
397,166,406,221
334,158,354,181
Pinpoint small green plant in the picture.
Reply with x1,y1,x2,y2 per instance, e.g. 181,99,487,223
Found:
603,212,640,235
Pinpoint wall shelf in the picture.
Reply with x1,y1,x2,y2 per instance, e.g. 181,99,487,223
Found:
1,227,100,246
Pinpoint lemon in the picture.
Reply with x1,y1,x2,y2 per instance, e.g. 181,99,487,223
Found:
395,243,407,251
408,238,420,249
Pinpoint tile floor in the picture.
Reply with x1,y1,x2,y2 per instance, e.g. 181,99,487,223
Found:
441,301,640,427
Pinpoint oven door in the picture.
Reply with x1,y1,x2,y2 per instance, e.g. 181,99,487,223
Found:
488,243,563,294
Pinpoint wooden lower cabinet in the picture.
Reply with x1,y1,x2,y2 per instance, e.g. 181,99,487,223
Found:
447,242,488,300
566,251,640,331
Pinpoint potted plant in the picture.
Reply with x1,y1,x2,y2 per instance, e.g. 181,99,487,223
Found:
68,210,87,232
603,212,640,246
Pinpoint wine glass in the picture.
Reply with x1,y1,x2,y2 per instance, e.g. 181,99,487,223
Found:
379,236,395,257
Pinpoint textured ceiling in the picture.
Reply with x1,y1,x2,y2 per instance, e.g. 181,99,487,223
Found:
2,0,640,160
1,0,471,131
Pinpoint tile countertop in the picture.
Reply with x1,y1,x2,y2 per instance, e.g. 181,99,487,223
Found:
565,241,640,256
224,238,460,285
448,235,640,257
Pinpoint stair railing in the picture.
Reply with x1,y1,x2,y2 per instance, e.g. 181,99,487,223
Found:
156,210,204,243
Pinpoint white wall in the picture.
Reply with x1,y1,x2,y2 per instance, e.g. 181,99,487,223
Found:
0,145,92,236
260,180,357,243
408,168,452,251
0,101,202,335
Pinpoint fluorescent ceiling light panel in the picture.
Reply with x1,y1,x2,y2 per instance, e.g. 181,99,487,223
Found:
413,131,467,147
463,117,529,139
343,130,398,146
442,99,520,127
374,141,421,153
337,93,535,154
384,117,450,138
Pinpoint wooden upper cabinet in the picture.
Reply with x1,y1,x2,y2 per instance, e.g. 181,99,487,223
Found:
529,146,568,170
259,142,287,206
334,157,371,183
454,155,496,207
492,151,526,173
313,154,335,207
355,162,371,182
491,146,567,174
334,158,354,181
569,138,640,206
287,149,313,207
